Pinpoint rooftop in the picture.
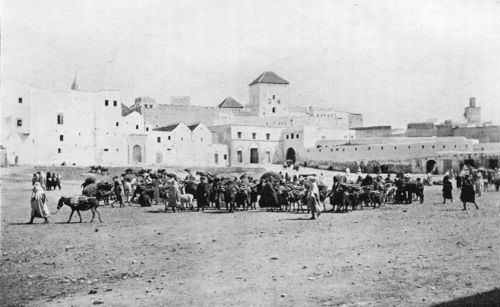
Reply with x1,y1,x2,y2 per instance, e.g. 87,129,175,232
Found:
217,97,244,109
153,122,184,132
350,125,391,130
249,71,289,86
188,122,202,131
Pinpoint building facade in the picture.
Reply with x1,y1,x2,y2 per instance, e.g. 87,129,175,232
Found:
210,125,283,166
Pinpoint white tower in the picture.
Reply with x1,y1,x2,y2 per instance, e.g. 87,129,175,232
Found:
247,71,289,117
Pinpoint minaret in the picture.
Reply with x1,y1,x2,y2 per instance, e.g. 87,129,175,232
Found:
70,72,78,90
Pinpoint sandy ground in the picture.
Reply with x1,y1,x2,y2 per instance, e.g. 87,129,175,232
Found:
1,166,500,306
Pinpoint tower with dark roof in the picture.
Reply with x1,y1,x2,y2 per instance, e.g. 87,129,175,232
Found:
247,71,290,117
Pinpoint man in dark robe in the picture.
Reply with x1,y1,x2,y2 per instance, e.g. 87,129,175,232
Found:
259,179,278,209
460,176,479,210
195,177,209,211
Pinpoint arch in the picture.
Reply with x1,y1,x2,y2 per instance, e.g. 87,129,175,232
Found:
426,159,437,174
286,147,296,163
133,145,142,163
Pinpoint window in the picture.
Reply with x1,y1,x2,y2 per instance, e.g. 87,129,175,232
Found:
113,100,117,107
266,133,270,140
394,146,397,150
336,148,339,151
355,148,357,151
266,151,271,163
168,136,171,140
136,125,139,130
272,107,276,113
18,97,22,103
286,135,289,139
157,137,161,143
116,149,119,152
277,99,280,104
224,154,227,160
272,95,275,99
368,147,371,150
342,149,345,151
237,151,243,163
291,134,294,139
237,132,242,139
116,122,119,127
296,134,299,139
214,154,219,164
181,137,184,141
454,145,457,148
57,148,61,154
252,133,256,140
59,135,64,141
432,146,435,149
443,145,446,148
146,127,149,131
408,146,410,149
105,100,109,106
201,137,203,142
422,145,425,149
104,148,109,152
16,119,22,127
381,147,384,150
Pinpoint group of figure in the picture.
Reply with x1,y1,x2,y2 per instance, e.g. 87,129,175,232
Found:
31,171,62,191
441,166,500,210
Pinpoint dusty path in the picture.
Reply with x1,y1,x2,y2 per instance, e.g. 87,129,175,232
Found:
1,166,500,306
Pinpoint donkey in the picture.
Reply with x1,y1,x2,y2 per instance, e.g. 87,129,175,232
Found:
57,196,103,223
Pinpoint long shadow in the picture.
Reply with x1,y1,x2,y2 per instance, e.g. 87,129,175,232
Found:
7,222,40,226
145,210,168,214
203,210,234,214
440,208,466,212
432,288,500,306
280,217,315,221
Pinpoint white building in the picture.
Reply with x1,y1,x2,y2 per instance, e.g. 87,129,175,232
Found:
282,125,355,163
1,80,226,167
1,80,137,166
139,122,228,167
210,124,283,165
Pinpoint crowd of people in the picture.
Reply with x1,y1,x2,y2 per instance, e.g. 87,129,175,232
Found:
441,165,500,210
26,164,499,223
31,171,62,191
78,168,427,220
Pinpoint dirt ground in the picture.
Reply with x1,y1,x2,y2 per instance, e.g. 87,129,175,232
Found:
1,166,500,306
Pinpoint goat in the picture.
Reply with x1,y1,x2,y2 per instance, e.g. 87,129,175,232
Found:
179,193,194,210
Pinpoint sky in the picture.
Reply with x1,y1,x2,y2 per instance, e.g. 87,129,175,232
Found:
2,0,500,128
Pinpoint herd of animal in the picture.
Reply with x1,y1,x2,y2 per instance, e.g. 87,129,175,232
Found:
51,166,436,223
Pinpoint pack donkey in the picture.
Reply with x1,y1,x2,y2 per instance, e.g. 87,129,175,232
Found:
56,196,103,223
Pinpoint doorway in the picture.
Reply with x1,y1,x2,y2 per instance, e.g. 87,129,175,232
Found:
286,147,296,163
250,148,259,164
426,160,437,174
133,145,142,163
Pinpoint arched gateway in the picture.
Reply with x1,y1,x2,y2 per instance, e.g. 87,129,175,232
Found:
286,147,296,163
